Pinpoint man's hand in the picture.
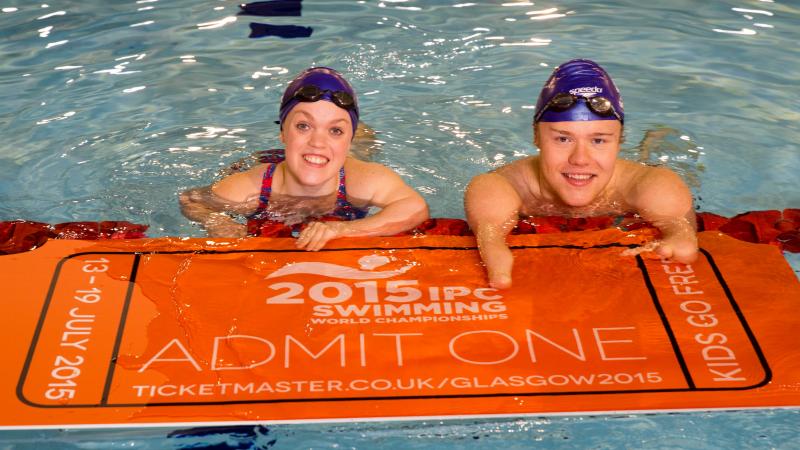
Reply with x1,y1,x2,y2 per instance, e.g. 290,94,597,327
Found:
478,237,514,289
655,233,698,264
464,172,522,289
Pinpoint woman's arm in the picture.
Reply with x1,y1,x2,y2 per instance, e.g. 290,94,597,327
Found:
179,166,264,237
295,161,429,250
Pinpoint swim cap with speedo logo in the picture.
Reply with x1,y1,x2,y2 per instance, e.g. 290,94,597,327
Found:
534,59,624,124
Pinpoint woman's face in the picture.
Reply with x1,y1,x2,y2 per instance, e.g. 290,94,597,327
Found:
534,120,622,207
280,100,353,195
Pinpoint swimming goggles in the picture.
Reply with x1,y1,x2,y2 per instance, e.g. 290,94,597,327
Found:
283,85,356,111
535,92,623,123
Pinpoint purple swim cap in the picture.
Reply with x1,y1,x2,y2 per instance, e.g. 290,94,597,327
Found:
279,67,360,136
534,59,624,124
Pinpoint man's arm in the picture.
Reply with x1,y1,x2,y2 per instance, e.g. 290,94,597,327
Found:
630,165,698,263
295,161,429,251
464,172,523,289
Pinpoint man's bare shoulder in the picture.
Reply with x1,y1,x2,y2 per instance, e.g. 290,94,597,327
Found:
494,156,540,204
613,159,649,185
495,155,537,176
615,159,682,185
613,160,688,206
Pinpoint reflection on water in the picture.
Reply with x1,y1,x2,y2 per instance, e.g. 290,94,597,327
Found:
629,126,705,190
3,0,794,231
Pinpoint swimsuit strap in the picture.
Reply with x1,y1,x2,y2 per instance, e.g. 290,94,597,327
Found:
257,162,279,210
334,166,369,220
335,167,348,207
254,157,368,221
261,164,344,208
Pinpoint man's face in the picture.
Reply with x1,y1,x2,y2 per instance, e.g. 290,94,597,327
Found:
534,120,622,207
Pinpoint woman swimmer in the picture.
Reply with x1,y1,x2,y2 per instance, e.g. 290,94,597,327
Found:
180,67,429,250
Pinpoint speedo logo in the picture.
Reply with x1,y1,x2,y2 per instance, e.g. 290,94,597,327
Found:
569,86,603,95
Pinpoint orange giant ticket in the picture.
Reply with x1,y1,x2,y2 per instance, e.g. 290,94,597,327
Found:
1,229,799,429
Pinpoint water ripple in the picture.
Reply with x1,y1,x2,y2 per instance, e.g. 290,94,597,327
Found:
0,0,797,232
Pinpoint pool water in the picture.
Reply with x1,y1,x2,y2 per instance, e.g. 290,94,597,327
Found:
0,0,798,447
1,410,799,448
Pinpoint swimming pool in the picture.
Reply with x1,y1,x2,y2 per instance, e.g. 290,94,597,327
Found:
1,0,798,447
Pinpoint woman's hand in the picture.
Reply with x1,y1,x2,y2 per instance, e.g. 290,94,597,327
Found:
296,221,347,251
204,213,247,238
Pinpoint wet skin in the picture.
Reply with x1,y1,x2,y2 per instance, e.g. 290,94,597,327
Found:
179,100,429,249
465,120,697,289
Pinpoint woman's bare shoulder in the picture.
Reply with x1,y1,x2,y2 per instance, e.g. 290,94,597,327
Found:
212,163,270,203
344,157,398,181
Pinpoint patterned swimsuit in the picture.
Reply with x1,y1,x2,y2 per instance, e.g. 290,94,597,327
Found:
246,150,369,235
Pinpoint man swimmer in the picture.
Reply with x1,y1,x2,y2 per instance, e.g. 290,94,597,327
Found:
180,67,429,250
465,59,698,288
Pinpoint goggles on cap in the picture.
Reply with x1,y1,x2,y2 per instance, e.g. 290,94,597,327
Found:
535,92,623,124
281,85,356,111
